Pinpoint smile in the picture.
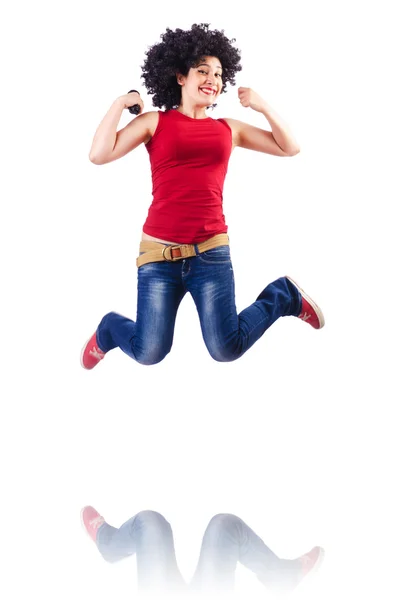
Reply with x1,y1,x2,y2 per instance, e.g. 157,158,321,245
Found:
199,88,216,96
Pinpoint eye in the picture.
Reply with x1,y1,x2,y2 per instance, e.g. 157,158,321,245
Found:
198,69,208,75
215,73,222,78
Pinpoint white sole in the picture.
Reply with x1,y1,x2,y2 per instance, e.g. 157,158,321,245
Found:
80,506,93,541
80,338,91,370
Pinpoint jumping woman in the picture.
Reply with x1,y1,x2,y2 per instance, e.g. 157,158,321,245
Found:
81,23,324,370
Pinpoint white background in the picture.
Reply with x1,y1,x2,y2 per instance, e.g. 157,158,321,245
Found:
1,1,396,599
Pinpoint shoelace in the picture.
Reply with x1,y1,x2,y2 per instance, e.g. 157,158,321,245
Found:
89,346,105,360
301,554,313,566
300,312,312,322
89,515,105,529
300,551,318,575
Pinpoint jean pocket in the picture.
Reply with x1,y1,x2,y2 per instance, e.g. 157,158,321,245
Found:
198,245,231,264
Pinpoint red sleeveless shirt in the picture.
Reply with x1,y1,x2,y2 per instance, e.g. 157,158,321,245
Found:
143,109,232,244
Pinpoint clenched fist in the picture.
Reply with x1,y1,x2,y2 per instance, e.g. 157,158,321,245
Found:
238,87,265,113
119,91,144,114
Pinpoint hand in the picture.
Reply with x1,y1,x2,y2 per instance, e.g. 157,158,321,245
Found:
238,87,265,113
119,91,144,113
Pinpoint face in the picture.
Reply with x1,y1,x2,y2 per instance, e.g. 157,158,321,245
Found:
177,56,223,105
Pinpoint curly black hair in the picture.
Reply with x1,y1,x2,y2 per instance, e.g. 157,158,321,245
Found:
141,23,242,110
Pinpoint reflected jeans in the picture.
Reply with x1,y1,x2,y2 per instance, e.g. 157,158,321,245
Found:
96,510,301,595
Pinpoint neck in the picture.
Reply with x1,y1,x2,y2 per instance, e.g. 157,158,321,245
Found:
176,102,208,120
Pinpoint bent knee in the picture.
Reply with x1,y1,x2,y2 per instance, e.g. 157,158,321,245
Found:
136,354,168,366
134,510,170,530
134,345,172,366
205,343,241,363
209,352,237,363
206,513,241,533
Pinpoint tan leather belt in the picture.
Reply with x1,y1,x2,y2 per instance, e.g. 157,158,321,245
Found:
136,233,229,267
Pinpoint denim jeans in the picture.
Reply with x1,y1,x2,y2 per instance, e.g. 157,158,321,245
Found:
96,245,302,365
96,511,301,595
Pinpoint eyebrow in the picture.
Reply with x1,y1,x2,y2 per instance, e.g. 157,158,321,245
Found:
197,63,222,71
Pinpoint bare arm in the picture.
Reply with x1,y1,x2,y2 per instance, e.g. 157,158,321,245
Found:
225,88,300,157
89,93,158,165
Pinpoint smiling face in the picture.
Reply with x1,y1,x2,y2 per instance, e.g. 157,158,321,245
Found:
177,56,223,107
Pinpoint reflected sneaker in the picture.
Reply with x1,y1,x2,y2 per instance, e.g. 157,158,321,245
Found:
296,546,325,587
81,332,106,370
81,506,106,542
270,546,325,598
286,276,325,329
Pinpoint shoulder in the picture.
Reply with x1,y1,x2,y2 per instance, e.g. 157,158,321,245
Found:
216,117,243,147
218,117,242,132
139,110,160,131
134,110,162,144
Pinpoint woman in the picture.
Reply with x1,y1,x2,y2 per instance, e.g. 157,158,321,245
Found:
81,23,324,370
81,505,324,596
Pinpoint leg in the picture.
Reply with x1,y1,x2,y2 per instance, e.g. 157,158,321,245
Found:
190,514,303,594
186,246,302,362
96,510,186,593
96,261,186,365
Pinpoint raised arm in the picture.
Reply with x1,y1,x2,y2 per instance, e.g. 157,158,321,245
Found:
225,87,300,157
89,92,158,165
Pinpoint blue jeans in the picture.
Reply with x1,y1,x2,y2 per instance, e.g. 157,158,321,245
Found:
96,511,301,595
96,246,302,365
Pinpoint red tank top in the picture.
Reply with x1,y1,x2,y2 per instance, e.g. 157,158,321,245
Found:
143,109,232,243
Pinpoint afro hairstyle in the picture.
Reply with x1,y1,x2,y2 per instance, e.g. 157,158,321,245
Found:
140,23,242,110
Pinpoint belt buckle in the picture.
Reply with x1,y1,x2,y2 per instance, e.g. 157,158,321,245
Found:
162,245,183,262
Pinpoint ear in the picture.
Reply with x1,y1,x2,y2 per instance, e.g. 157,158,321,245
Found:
176,73,185,86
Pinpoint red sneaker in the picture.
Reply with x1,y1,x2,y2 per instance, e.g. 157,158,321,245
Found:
286,276,325,329
81,506,106,543
269,546,325,597
299,546,324,576
293,545,325,592
81,332,106,370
